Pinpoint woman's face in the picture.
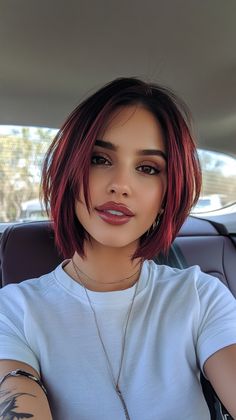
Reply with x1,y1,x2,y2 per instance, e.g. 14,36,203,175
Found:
75,105,167,252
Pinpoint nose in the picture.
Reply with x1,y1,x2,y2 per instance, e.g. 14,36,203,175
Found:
107,167,132,197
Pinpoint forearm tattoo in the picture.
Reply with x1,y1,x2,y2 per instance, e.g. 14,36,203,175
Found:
0,389,35,419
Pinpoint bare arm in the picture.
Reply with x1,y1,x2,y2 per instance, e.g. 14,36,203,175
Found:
204,344,236,419
0,360,52,420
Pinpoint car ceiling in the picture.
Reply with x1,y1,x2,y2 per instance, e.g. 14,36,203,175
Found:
0,0,235,156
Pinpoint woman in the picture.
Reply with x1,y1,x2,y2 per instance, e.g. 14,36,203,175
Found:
0,77,236,419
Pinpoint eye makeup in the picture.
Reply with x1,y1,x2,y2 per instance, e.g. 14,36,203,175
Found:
94,139,167,163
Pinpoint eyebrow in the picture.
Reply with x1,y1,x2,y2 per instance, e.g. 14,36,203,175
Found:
94,139,167,162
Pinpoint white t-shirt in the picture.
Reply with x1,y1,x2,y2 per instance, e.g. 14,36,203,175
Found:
1,260,236,420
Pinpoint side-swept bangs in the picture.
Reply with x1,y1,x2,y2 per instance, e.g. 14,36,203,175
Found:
41,77,202,260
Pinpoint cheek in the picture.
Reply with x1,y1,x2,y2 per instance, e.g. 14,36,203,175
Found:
144,176,167,204
89,170,112,207
88,170,105,196
77,173,100,206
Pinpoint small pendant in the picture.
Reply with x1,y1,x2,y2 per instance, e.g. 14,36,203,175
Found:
116,385,131,420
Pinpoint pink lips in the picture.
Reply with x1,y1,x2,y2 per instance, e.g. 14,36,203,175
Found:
95,201,134,225
96,201,134,216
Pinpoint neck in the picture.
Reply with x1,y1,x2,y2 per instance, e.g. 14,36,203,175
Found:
64,242,143,292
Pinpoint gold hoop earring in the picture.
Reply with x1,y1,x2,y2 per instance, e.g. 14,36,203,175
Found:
146,213,161,236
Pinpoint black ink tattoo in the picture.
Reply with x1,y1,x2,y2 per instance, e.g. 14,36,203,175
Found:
0,389,35,419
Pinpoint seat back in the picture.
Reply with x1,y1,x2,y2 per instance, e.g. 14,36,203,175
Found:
1,216,236,295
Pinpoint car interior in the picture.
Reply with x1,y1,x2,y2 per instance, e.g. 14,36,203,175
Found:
0,1,235,419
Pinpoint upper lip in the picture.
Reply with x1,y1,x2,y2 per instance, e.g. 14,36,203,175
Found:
96,201,135,216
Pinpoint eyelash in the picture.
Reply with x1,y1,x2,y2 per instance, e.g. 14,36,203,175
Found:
91,154,161,176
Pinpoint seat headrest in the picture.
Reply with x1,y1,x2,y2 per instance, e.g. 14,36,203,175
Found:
0,221,63,287
0,220,187,287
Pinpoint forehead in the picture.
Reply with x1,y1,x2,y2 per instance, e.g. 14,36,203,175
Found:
99,105,165,151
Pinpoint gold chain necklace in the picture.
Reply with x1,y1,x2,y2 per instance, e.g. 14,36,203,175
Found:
72,259,141,285
72,258,141,420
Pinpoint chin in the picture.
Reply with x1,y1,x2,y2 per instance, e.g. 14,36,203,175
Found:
90,234,139,249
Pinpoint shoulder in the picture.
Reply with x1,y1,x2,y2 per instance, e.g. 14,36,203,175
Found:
146,259,202,287
145,260,235,303
0,260,75,316
0,270,54,296
0,268,57,316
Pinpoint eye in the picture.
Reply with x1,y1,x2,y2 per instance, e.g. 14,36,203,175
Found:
137,165,160,175
91,154,111,166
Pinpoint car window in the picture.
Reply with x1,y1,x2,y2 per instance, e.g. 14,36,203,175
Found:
191,149,236,214
0,126,57,223
1,126,236,223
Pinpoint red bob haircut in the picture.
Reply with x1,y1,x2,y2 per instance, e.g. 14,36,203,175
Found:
41,77,202,261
